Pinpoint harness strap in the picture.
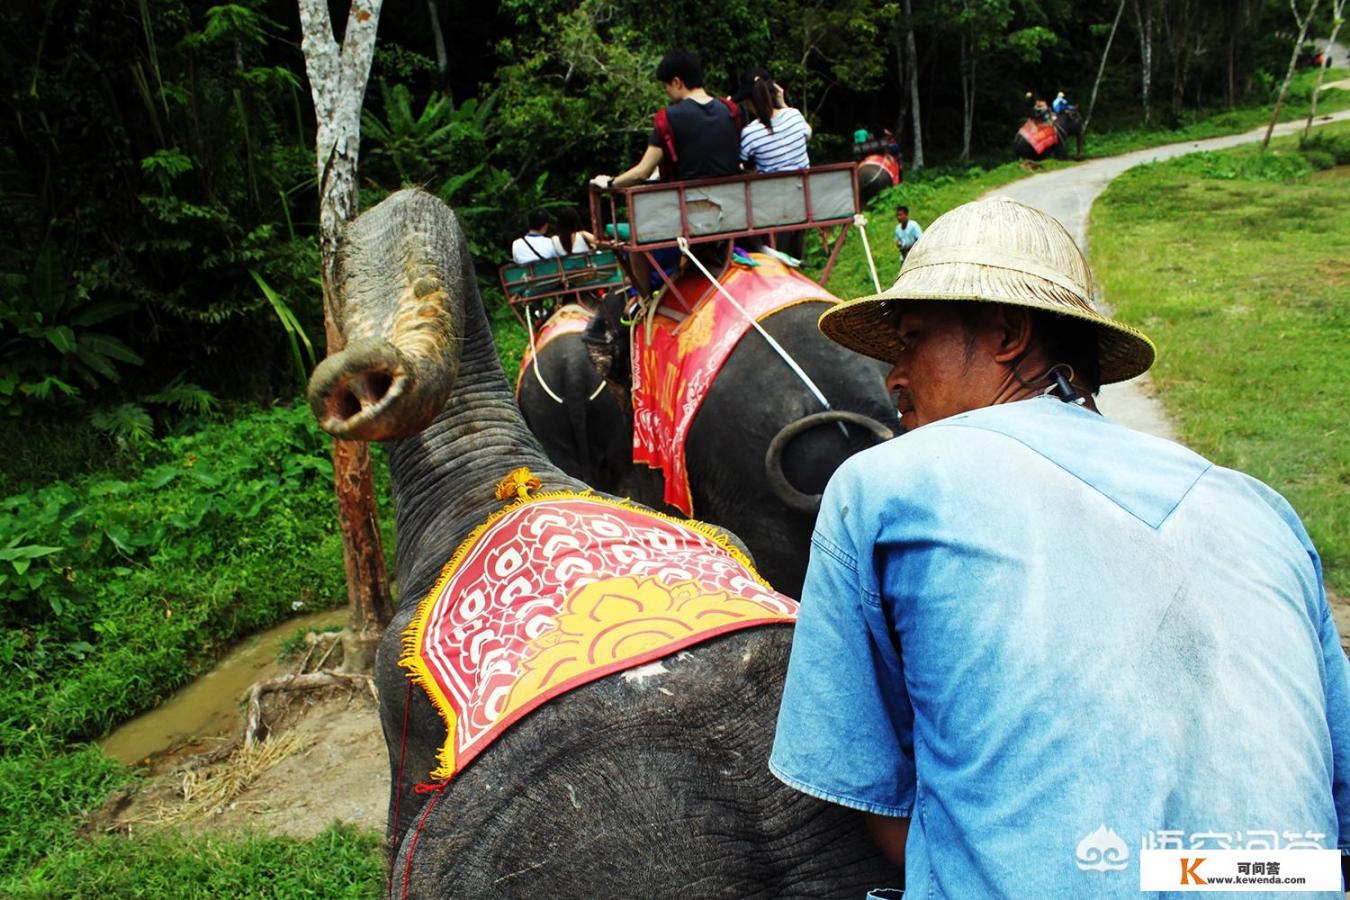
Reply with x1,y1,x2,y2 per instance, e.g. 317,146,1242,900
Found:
675,237,833,413
855,213,882,293
526,307,566,404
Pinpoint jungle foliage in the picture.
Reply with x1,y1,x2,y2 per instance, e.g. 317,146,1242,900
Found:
1,0,1341,420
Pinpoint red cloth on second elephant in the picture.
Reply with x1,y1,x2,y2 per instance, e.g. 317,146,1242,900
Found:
1017,118,1059,156
632,253,838,516
401,490,797,782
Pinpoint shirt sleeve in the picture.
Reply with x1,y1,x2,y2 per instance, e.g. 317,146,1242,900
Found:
770,481,916,817
1316,599,1350,851
647,128,661,148
1254,479,1350,849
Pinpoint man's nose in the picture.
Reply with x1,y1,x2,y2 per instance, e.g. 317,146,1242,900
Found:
885,363,908,395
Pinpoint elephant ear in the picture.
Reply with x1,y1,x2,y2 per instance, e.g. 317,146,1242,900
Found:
581,288,633,394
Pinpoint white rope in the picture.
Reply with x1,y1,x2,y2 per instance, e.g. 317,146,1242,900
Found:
676,238,832,412
854,213,882,293
588,380,606,401
526,306,565,404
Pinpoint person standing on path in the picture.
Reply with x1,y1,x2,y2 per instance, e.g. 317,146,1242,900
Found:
893,205,922,270
771,197,1350,897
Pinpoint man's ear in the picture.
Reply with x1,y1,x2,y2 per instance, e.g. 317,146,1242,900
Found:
988,306,1034,364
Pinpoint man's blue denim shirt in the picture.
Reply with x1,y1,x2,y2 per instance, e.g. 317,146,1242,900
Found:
771,397,1350,898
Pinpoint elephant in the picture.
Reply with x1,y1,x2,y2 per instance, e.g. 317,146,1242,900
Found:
307,189,895,896
520,275,899,598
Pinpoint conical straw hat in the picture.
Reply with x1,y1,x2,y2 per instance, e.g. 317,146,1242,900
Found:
819,197,1155,384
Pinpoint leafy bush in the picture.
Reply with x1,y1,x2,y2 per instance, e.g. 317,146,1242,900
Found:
0,404,356,753
1300,130,1350,166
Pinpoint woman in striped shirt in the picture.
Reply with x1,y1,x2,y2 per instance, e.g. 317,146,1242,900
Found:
738,77,812,173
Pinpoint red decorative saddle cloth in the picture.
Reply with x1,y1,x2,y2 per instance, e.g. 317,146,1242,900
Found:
515,303,594,395
1018,118,1059,155
401,472,797,781
860,153,901,186
631,253,837,516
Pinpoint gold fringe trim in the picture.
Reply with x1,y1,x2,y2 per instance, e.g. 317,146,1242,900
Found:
494,466,542,501
399,483,773,780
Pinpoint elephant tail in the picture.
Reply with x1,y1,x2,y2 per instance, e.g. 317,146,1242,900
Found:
764,411,895,513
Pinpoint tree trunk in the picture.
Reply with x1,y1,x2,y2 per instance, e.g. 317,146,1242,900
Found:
959,32,973,163
904,0,924,170
298,0,393,663
1086,0,1127,131
425,0,453,102
1305,0,1347,136
892,28,909,141
1263,0,1323,149
1133,0,1154,125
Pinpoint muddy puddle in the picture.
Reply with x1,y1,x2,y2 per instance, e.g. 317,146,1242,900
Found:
100,607,347,768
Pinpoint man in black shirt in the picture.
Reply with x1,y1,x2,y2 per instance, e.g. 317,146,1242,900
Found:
590,50,740,189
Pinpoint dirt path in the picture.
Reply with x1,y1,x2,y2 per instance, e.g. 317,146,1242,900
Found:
986,108,1350,439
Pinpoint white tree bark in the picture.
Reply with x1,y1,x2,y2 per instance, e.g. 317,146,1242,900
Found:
1086,0,1127,131
1133,0,1154,124
904,0,924,169
299,0,383,317
959,30,974,162
1305,0,1346,136
1263,0,1323,149
298,0,393,654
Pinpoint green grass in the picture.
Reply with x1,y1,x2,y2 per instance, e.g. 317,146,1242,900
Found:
6,823,383,898
1091,122,1350,594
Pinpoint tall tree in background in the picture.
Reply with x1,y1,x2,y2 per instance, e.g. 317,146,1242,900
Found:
1133,0,1155,124
297,0,392,669
1263,0,1322,149
903,0,925,169
1305,0,1347,136
1086,0,1127,130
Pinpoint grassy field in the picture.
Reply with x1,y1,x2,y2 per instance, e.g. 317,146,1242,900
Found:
1091,122,1350,594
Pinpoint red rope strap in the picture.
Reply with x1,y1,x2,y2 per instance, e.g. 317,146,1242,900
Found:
401,780,449,900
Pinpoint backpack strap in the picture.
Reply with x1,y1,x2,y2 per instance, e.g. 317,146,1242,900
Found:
653,107,677,181
720,97,742,130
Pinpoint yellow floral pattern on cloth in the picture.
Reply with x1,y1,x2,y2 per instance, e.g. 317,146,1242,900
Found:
499,576,781,721
676,299,717,355
401,486,797,781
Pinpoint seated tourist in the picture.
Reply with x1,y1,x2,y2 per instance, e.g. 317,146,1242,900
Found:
511,208,560,265
589,50,741,190
739,75,811,173
551,207,597,256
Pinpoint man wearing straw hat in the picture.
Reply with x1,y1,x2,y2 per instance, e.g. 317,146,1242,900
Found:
770,197,1349,896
